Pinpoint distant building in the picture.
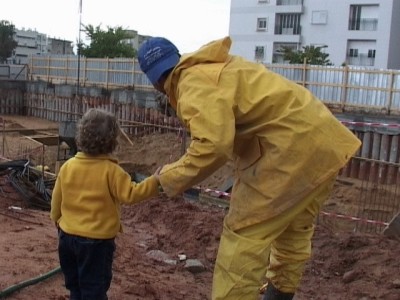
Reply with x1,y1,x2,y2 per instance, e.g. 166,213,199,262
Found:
8,27,150,64
10,28,48,64
9,28,74,64
229,0,400,69
122,29,151,52
48,38,74,55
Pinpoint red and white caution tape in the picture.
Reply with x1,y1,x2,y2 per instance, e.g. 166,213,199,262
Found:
341,120,400,129
196,186,389,227
198,187,231,198
320,211,389,226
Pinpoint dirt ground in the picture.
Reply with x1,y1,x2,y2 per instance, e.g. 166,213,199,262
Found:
0,115,400,300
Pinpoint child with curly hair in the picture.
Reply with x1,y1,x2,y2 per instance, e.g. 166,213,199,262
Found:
50,108,161,300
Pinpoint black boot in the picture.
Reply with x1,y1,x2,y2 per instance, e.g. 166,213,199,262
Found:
262,283,294,300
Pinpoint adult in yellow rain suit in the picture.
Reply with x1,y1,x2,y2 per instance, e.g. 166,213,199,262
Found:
138,36,361,300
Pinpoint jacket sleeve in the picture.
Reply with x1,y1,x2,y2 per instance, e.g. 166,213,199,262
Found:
50,174,62,222
159,68,235,196
113,168,160,204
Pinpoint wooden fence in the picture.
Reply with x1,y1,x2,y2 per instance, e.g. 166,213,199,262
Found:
21,55,400,115
266,63,400,115
28,55,151,91
24,93,182,137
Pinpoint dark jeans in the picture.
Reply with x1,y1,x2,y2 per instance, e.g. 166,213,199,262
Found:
58,230,116,300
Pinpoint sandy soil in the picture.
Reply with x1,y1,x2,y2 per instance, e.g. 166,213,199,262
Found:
0,115,399,300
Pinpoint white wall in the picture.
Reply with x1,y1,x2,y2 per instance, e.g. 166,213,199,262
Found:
229,0,277,62
229,0,399,69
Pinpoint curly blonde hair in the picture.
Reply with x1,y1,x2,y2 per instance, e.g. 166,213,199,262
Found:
76,108,119,155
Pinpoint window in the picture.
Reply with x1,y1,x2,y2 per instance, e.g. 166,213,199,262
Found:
349,48,358,57
349,5,378,31
258,0,270,3
368,49,376,58
255,46,265,60
349,5,361,30
257,18,268,31
275,14,301,35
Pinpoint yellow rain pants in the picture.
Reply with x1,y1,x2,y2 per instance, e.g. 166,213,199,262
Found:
212,173,337,300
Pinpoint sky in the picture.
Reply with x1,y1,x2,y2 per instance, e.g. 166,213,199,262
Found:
1,0,231,54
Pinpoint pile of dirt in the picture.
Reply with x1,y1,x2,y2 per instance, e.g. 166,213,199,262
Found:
0,116,399,300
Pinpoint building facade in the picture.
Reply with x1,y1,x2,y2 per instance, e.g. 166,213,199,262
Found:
49,38,74,55
229,0,400,69
122,29,151,52
9,28,74,64
10,28,48,64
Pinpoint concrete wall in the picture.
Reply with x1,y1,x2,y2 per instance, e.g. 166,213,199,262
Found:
0,80,26,115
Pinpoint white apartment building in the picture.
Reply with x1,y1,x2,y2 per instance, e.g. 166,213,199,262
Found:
10,28,48,64
9,28,73,64
229,0,400,69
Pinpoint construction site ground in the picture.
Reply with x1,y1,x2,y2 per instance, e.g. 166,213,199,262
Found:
0,115,399,300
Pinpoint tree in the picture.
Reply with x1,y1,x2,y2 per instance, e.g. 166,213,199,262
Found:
0,20,18,63
278,45,332,65
79,24,137,58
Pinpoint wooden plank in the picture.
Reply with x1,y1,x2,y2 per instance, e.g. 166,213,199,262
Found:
119,127,134,146
25,135,59,146
0,127,58,133
383,212,400,239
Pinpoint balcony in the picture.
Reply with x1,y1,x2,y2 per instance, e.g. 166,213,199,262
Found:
275,25,301,35
272,43,299,63
273,43,298,54
349,18,378,31
277,0,303,5
347,54,375,66
276,1,303,13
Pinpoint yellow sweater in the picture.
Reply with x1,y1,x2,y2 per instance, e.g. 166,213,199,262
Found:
50,152,159,239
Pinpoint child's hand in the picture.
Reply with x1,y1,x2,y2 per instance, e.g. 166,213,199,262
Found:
154,166,162,180
154,167,163,193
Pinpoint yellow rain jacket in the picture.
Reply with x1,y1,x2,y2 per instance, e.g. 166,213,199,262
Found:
159,36,361,231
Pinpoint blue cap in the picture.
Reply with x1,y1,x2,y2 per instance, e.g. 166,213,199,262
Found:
138,37,180,85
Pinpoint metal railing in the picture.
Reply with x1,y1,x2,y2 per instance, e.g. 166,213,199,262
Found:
277,0,303,5
346,54,375,67
348,18,378,31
